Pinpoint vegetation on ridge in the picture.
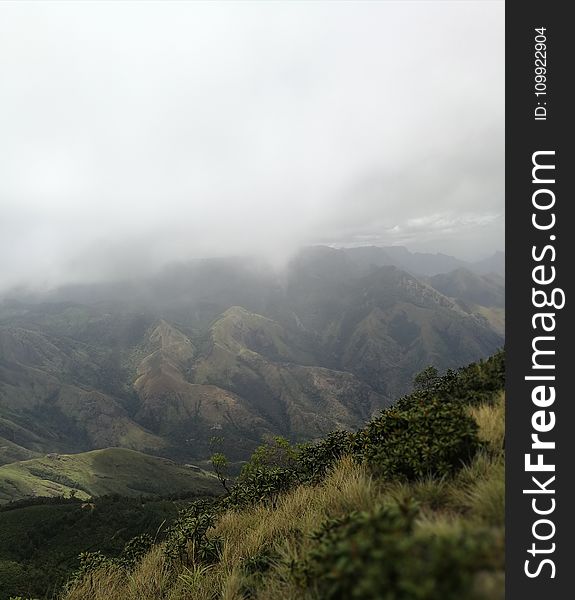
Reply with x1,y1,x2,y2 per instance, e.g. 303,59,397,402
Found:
58,351,504,600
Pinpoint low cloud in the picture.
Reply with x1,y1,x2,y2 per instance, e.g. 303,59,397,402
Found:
0,1,504,291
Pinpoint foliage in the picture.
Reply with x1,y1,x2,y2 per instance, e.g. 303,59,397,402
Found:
221,432,353,509
210,452,230,493
241,544,279,576
59,390,505,599
0,495,180,599
67,533,155,587
413,365,440,391
348,353,504,483
68,550,111,583
240,436,299,478
296,501,499,600
163,501,221,567
223,466,296,510
116,533,154,570
397,349,505,410
354,396,480,481
296,431,354,484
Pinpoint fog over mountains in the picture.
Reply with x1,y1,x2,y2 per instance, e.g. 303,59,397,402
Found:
1,1,503,292
0,1,504,506
0,245,504,501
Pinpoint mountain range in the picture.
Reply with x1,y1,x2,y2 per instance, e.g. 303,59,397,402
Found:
0,246,504,502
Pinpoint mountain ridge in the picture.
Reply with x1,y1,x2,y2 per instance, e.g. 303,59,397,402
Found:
0,250,504,484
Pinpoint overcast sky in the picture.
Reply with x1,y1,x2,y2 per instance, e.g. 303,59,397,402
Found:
0,0,504,291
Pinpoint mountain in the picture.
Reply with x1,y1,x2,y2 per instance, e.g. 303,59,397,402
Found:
0,324,167,463
343,245,468,276
286,253,502,398
471,250,505,278
131,310,384,460
427,269,505,335
334,245,504,278
0,247,504,502
427,269,504,308
58,353,506,600
0,352,505,600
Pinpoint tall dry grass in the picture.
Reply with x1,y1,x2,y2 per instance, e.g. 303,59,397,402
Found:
63,457,377,600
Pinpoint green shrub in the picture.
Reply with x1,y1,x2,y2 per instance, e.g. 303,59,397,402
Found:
219,437,303,510
354,396,480,481
296,431,353,484
242,544,279,576
240,436,299,478
223,466,296,510
398,350,505,411
210,452,230,493
0,561,32,600
223,431,353,510
67,532,153,586
296,502,497,600
164,502,221,566
116,533,154,569
68,550,111,584
413,366,440,391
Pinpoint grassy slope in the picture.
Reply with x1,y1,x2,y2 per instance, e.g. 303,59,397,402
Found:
0,448,220,503
63,393,505,600
475,305,505,336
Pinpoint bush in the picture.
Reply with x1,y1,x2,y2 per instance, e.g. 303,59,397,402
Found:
67,533,154,587
296,502,497,600
116,533,154,569
243,436,298,473
68,550,111,585
223,466,296,510
210,452,230,493
397,351,505,411
296,431,354,484
354,396,480,481
164,501,221,566
221,432,354,510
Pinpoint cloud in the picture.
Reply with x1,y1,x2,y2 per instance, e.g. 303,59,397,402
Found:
0,0,504,291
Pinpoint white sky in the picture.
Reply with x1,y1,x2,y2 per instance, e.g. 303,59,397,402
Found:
0,0,504,290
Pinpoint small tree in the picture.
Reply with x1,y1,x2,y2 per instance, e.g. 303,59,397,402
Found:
240,436,298,478
210,452,230,493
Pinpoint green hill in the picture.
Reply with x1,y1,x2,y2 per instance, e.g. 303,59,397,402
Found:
0,448,220,503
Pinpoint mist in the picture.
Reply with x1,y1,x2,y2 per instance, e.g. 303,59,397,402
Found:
0,1,504,292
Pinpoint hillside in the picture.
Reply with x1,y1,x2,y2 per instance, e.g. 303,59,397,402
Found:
0,448,220,503
427,269,505,335
0,324,167,462
427,269,505,309
333,246,503,278
286,255,502,398
61,351,505,600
